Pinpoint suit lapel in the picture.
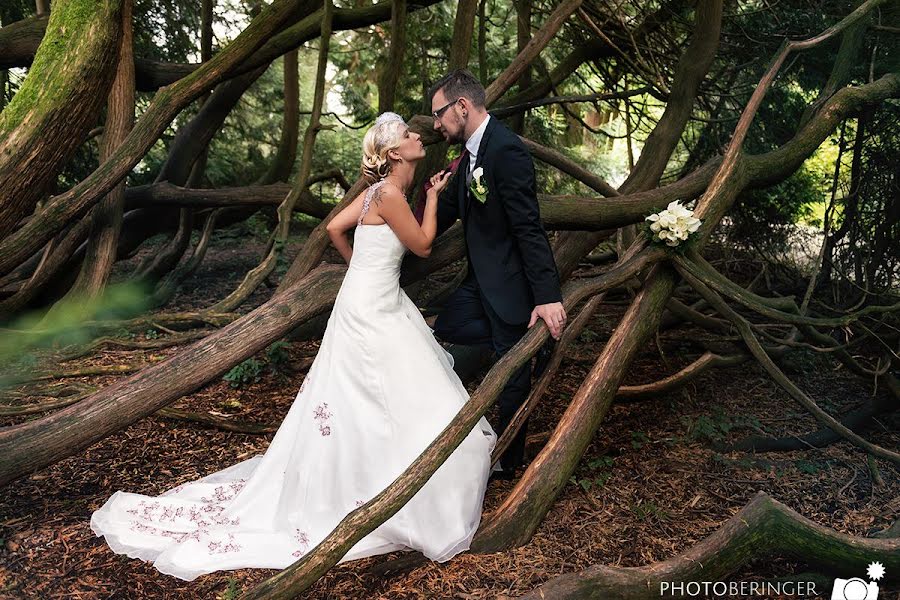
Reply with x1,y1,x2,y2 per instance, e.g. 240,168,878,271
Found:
457,151,470,221
465,116,498,219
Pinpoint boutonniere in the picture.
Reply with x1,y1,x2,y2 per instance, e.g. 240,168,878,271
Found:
470,166,488,203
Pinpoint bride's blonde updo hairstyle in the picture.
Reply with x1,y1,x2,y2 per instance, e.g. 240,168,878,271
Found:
361,112,408,183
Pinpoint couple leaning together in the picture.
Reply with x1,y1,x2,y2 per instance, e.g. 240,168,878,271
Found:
90,69,567,581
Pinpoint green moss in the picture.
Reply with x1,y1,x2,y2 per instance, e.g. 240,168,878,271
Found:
0,0,122,138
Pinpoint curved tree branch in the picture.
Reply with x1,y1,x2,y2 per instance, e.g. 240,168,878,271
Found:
520,492,900,599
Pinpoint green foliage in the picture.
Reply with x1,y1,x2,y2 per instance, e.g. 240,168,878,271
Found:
578,328,600,344
571,455,615,492
223,358,263,388
629,501,670,522
217,577,241,600
680,407,767,443
0,283,151,387
630,430,649,449
221,341,292,388
265,341,290,370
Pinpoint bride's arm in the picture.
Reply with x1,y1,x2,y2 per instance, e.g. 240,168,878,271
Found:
326,198,362,263
378,187,436,258
379,171,450,258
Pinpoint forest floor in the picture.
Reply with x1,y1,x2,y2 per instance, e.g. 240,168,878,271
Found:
1,222,898,600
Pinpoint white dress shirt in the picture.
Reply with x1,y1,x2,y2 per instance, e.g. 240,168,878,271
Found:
465,114,491,175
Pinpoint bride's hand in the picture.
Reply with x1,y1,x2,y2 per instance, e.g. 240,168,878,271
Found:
428,170,453,197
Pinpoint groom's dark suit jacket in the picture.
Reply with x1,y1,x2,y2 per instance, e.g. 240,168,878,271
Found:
437,116,562,325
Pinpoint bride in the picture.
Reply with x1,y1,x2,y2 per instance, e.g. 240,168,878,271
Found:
90,112,497,582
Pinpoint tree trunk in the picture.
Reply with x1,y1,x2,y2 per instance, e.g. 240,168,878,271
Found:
65,0,134,300
211,0,333,313
260,47,299,184
0,0,123,239
509,0,531,134
377,0,406,113
0,0,318,278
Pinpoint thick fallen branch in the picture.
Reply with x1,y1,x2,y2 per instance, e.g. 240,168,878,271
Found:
492,293,605,465
0,265,346,486
519,492,900,599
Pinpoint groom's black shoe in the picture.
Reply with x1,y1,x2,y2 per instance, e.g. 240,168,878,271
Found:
532,339,555,379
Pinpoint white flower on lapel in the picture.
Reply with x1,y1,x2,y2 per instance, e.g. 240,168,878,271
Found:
470,166,488,203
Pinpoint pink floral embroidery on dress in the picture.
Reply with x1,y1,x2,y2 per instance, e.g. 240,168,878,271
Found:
313,403,333,436
161,483,186,497
200,479,246,504
124,487,242,547
292,530,311,557
207,533,241,554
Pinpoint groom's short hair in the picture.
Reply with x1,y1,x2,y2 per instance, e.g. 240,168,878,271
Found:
429,69,486,108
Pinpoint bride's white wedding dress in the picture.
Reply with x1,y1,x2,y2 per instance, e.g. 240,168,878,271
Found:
90,181,497,581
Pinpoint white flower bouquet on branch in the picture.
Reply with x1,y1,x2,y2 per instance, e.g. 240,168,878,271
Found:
645,201,702,248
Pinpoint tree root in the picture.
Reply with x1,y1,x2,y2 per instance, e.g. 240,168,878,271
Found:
155,408,277,434
677,261,900,467
0,384,96,416
518,491,900,599
616,351,748,402
20,356,167,383
723,393,894,452
52,330,211,363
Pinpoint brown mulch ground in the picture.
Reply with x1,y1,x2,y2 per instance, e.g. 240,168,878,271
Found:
1,226,897,599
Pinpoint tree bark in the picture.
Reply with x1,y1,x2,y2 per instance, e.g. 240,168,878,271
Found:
65,0,135,300
0,0,123,239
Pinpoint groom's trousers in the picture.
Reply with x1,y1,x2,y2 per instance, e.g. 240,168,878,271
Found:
433,272,531,471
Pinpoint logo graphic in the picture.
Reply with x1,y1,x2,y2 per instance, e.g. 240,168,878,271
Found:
831,561,885,600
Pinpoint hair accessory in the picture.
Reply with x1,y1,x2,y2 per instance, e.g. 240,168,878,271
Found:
375,112,405,127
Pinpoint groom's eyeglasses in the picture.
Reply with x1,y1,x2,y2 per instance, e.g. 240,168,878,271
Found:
432,98,459,120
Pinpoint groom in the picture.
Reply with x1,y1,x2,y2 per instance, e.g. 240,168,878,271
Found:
428,69,566,478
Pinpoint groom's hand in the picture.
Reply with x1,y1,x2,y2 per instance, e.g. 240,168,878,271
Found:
528,302,567,340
